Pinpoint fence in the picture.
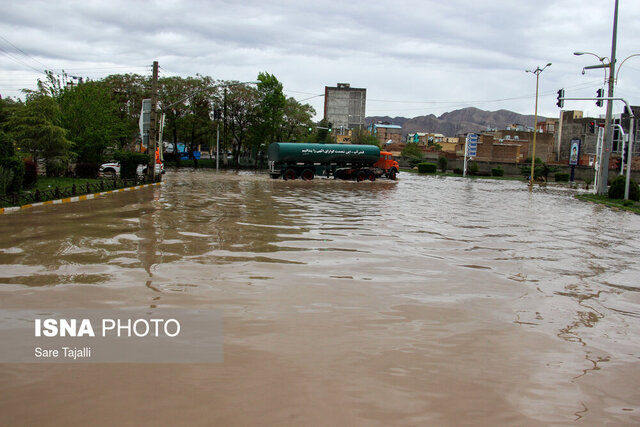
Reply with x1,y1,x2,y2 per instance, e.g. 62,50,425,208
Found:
0,176,155,209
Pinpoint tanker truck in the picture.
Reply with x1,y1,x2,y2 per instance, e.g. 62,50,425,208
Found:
267,142,399,181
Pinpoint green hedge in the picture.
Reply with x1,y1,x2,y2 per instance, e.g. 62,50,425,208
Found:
114,152,150,179
608,175,640,201
417,162,438,173
491,167,504,177
554,172,570,182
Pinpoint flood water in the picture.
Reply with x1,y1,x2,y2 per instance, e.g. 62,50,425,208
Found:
1,169,639,426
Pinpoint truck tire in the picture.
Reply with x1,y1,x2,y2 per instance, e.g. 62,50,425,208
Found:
367,170,376,181
388,168,397,180
301,169,314,181
283,169,297,180
355,170,366,182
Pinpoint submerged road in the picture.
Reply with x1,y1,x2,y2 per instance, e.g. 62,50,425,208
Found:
1,170,639,426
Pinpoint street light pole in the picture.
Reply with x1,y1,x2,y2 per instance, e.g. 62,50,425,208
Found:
526,63,552,191
599,0,619,195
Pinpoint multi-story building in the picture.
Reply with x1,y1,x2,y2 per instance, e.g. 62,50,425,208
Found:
474,128,555,163
556,108,639,168
324,83,367,133
368,123,403,151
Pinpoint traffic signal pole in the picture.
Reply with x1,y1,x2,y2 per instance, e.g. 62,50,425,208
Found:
148,61,159,182
560,96,635,200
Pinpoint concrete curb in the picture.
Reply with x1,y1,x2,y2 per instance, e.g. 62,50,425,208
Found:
0,182,162,215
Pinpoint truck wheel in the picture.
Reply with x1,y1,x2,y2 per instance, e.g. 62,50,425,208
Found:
283,169,297,180
388,169,397,180
367,171,376,181
301,169,314,181
355,170,366,182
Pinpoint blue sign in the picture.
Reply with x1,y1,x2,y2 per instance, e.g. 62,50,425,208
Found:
467,134,478,157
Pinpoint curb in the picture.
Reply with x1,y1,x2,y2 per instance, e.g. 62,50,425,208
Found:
0,182,163,215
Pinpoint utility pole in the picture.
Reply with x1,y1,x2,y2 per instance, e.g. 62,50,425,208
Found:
598,0,619,195
148,61,159,182
223,87,228,167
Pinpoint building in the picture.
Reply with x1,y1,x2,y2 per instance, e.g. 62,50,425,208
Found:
556,107,639,169
369,123,403,150
557,110,607,166
474,128,555,163
324,83,367,132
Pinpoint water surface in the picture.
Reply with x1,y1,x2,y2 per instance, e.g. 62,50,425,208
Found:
1,170,639,426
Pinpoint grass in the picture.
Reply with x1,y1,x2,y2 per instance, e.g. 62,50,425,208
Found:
400,168,522,181
31,176,104,191
575,194,640,214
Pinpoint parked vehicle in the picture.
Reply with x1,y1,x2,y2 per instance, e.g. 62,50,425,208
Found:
98,161,164,177
267,143,399,181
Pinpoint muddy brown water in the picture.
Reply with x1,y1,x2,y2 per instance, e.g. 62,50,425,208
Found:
1,170,639,426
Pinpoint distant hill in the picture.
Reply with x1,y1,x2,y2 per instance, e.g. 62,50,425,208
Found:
367,107,544,137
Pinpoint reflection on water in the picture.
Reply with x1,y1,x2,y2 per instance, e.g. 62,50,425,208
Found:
1,170,639,426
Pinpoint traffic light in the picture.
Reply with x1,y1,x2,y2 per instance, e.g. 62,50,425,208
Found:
596,88,604,107
589,121,595,133
556,88,564,108
328,122,333,132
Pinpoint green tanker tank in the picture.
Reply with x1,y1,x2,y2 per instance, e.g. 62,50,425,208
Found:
268,143,380,164
267,142,399,181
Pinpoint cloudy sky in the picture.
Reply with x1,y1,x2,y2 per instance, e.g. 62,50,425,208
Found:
1,0,639,121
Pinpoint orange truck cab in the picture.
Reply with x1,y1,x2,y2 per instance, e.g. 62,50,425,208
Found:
374,151,400,180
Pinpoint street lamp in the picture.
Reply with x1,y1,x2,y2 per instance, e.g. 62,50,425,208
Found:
574,52,610,83
615,53,640,83
525,62,552,191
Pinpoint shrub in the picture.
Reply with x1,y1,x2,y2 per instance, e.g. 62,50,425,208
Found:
468,161,479,175
22,159,37,188
417,162,438,173
453,168,463,175
114,151,149,179
438,157,448,172
0,166,14,195
45,157,68,177
491,166,504,177
608,175,640,201
0,156,25,193
75,162,100,178
554,172,570,182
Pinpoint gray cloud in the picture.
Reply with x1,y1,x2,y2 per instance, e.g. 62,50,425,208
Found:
1,0,639,120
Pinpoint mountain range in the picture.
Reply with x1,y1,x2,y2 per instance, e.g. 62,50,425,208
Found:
366,107,546,137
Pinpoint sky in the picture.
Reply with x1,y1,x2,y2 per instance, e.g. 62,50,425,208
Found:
1,0,639,122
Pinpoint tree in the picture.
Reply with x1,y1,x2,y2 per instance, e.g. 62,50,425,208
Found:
350,128,379,146
401,143,424,167
0,129,24,193
226,83,259,167
256,72,285,147
520,157,557,182
58,81,128,163
159,75,219,165
101,73,151,145
9,95,71,176
280,97,315,142
314,118,335,143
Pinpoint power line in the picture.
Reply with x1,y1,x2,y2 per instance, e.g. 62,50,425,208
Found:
0,46,45,75
0,34,50,71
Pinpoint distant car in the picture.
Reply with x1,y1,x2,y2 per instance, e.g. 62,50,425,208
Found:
99,161,164,177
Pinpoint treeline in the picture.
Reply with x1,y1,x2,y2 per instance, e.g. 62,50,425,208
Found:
0,70,325,194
